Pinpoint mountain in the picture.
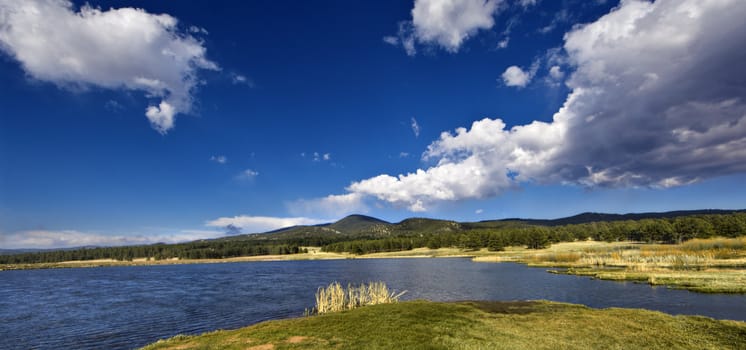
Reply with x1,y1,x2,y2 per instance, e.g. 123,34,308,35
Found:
393,217,462,234
493,209,746,226
327,214,391,235
221,209,746,242
0,248,40,255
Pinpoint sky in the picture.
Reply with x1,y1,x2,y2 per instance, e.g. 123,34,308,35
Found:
1,0,746,249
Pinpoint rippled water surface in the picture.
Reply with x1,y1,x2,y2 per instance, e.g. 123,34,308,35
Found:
2,258,745,349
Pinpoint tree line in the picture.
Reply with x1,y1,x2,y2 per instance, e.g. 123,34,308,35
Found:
0,240,305,264
3,213,745,263
322,213,746,255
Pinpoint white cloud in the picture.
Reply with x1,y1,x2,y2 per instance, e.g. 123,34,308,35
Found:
188,25,208,35
496,37,510,49
538,9,570,34
501,65,533,87
0,0,218,134
346,117,552,211
288,193,368,218
387,0,503,55
548,65,564,80
518,0,539,7
310,0,746,212
382,36,399,45
412,0,502,52
389,22,418,56
0,229,224,249
231,73,254,87
310,152,332,162
411,117,421,137
238,169,259,179
399,152,410,158
475,209,484,214
105,99,124,112
210,155,227,164
205,215,326,233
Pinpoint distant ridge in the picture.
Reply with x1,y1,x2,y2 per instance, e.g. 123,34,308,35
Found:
492,209,746,227
222,209,746,242
5,209,745,253
0,246,101,255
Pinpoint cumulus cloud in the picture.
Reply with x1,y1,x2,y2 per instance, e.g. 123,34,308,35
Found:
205,215,326,233
501,65,533,87
311,0,746,212
387,0,503,55
0,229,224,249
0,0,218,133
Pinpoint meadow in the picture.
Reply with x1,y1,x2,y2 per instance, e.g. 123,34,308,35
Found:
474,237,746,293
144,287,746,350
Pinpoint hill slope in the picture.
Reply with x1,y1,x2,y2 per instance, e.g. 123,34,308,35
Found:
218,209,746,243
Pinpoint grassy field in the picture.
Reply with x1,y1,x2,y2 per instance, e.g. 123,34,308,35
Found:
474,238,746,293
142,300,746,350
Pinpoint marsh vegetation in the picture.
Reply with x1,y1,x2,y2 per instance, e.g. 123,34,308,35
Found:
475,238,746,293
312,281,406,314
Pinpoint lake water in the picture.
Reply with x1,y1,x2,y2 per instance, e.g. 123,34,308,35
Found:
2,258,746,349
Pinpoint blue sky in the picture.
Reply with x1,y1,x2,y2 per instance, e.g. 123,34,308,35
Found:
1,0,746,248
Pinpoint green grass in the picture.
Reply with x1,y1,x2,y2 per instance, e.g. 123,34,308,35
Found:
142,300,746,350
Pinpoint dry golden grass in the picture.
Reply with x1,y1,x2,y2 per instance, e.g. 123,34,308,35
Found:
314,282,406,315
474,238,746,293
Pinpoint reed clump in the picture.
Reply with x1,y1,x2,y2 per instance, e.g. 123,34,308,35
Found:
314,281,406,315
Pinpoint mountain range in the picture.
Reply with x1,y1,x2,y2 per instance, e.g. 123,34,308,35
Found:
221,209,746,242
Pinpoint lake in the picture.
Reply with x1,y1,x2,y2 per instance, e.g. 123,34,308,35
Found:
2,258,745,350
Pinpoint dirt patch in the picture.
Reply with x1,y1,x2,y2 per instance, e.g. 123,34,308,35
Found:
247,344,274,350
285,336,309,344
460,301,540,314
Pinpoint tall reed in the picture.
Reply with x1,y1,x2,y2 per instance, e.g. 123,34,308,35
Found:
314,281,406,315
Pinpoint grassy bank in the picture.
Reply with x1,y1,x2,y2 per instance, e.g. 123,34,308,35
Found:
0,247,350,271
475,238,746,293
143,300,746,350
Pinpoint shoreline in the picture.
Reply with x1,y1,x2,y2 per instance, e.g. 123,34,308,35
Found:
141,300,746,350
0,247,482,271
4,241,746,294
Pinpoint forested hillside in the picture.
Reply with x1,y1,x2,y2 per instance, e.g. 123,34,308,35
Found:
2,210,745,264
